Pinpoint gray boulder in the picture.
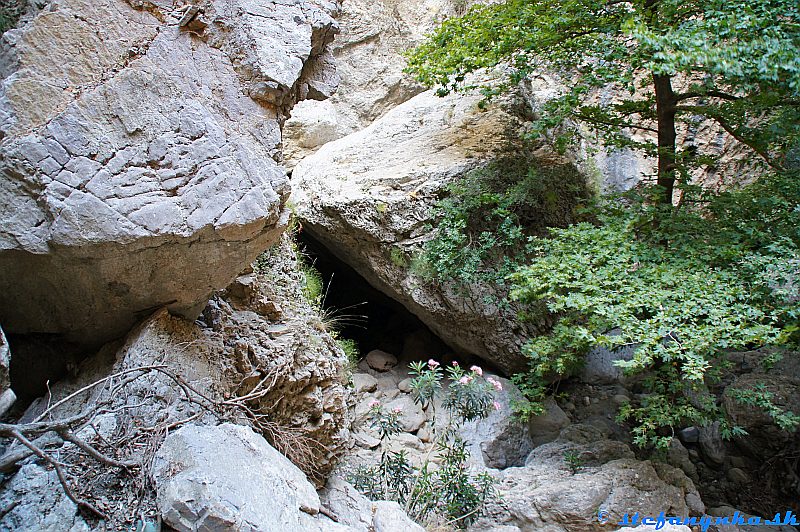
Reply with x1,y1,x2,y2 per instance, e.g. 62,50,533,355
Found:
579,338,636,385
319,477,425,532
352,372,378,393
152,423,322,532
699,421,726,467
459,376,534,468
471,426,705,532
373,501,425,532
320,477,375,531
0,0,339,349
527,397,571,447
366,349,398,371
0,463,91,532
385,395,427,433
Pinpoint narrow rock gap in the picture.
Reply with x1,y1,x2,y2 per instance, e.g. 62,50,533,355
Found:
297,231,451,364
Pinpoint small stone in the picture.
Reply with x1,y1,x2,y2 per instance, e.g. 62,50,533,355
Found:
583,396,591,407
353,431,380,449
352,373,377,394
685,492,705,515
387,432,425,453
376,376,399,390
386,396,426,433
708,505,738,517
563,402,576,413
611,394,629,407
253,298,282,319
678,426,700,443
666,438,698,481
398,378,413,393
381,389,400,401
366,350,398,372
417,427,431,443
698,422,726,466
726,467,749,485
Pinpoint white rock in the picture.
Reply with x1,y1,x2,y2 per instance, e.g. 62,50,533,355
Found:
353,431,381,449
366,350,398,371
0,0,339,349
152,423,321,532
376,375,399,390
292,87,535,374
352,373,378,393
386,395,427,433
527,397,571,447
372,501,426,532
459,376,534,469
398,377,413,393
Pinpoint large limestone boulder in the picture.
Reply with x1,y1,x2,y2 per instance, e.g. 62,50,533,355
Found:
470,425,706,531
291,87,538,373
320,477,425,532
459,375,535,469
283,0,465,165
152,423,327,532
0,0,339,348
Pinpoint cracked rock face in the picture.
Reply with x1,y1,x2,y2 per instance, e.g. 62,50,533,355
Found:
0,0,339,347
283,0,464,167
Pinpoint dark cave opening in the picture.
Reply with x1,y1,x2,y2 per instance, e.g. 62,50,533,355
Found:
5,333,89,414
297,231,452,365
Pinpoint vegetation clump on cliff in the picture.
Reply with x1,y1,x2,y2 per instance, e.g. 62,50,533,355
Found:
407,0,800,447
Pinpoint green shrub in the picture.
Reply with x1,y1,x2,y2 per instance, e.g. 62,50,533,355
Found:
336,337,360,373
0,0,26,34
563,450,584,474
300,262,324,307
389,247,409,269
510,174,800,448
418,156,589,291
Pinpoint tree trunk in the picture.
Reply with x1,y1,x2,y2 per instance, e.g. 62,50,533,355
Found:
653,74,677,204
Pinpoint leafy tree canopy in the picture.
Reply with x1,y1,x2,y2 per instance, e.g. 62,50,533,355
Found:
406,0,800,201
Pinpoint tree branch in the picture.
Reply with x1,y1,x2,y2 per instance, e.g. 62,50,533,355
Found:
5,428,108,520
58,429,138,469
675,105,785,172
675,90,740,102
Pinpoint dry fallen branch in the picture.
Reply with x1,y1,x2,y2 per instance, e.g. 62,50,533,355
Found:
0,363,329,522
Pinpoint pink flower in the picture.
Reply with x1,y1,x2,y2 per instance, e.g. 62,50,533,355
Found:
452,361,459,366
458,375,473,385
470,365,483,376
368,399,380,408
392,406,403,414
493,401,502,411
487,377,503,392
427,359,440,368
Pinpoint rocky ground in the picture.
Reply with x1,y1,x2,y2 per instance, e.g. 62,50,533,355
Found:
335,346,799,532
